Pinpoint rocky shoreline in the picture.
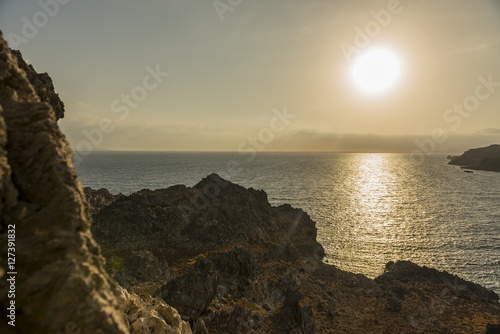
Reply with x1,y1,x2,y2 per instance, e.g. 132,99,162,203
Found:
0,30,499,333
85,176,500,333
449,145,500,172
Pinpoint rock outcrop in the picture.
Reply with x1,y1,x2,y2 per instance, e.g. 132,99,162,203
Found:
115,250,175,288
117,286,191,334
449,144,500,172
90,173,325,266
10,49,65,120
84,187,124,215
87,175,500,333
0,31,128,333
0,31,192,334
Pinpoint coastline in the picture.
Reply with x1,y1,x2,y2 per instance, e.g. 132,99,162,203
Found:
85,174,500,333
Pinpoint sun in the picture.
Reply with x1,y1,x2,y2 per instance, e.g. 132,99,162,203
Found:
351,48,403,94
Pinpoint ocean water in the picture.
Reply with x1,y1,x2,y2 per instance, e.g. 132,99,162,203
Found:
75,151,500,295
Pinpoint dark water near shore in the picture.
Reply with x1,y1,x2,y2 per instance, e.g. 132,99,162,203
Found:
76,151,500,295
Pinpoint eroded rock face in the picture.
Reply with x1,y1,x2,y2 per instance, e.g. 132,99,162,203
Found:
117,286,191,334
0,31,128,333
115,250,175,288
156,246,316,334
376,261,499,303
88,174,500,333
84,187,124,215
90,173,325,263
156,247,262,321
10,49,65,120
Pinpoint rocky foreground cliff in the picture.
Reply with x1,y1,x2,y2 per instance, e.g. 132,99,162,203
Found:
0,30,499,334
449,144,500,172
0,31,190,334
86,174,500,333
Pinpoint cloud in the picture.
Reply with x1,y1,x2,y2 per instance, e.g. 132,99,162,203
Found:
76,102,91,109
449,42,500,55
59,111,500,154
481,128,500,134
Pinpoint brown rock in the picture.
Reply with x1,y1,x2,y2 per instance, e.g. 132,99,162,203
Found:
0,30,126,333
10,49,65,120
116,286,191,334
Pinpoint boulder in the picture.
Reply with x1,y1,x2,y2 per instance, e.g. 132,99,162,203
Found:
115,250,175,287
117,286,191,334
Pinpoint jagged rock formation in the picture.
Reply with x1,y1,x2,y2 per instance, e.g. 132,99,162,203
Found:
84,187,124,215
115,250,175,288
375,261,499,303
449,144,500,172
0,31,191,334
87,175,500,333
10,49,65,120
117,286,191,334
91,173,325,266
0,31,128,333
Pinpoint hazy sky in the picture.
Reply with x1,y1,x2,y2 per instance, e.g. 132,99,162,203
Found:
1,0,500,153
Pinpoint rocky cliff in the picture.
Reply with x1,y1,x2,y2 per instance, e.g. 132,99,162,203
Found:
88,175,500,333
0,32,190,334
449,144,500,172
0,30,127,333
10,49,65,120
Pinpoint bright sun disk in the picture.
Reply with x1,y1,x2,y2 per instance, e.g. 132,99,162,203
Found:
351,48,402,94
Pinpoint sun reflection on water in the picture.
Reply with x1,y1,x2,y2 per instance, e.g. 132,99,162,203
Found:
76,151,500,294
329,153,434,276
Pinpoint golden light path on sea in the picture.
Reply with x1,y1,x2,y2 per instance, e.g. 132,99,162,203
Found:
326,154,436,276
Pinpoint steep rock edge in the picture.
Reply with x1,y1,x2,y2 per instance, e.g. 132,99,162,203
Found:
0,30,127,334
0,31,191,334
449,144,500,172
88,175,500,334
10,49,65,120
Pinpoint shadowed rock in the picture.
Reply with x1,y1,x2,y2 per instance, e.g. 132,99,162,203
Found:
90,173,325,264
115,250,175,287
0,31,127,333
376,261,499,303
84,187,124,215
87,174,500,333
10,49,65,120
0,31,192,334
449,144,500,172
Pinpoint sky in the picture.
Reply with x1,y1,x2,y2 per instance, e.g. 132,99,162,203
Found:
0,0,500,153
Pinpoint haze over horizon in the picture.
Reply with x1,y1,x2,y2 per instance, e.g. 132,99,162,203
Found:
1,0,500,154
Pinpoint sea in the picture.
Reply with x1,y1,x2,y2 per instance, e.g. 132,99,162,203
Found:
75,151,500,295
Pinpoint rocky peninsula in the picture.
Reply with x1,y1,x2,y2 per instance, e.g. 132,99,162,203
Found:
0,31,499,333
449,145,500,172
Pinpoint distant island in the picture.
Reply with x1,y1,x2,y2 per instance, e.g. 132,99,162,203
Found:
449,144,500,172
